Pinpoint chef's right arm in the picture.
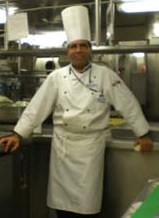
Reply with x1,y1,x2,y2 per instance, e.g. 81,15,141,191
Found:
14,72,58,138
0,71,59,153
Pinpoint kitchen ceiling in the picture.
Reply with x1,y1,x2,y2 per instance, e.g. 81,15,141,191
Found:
4,0,99,33
0,0,159,43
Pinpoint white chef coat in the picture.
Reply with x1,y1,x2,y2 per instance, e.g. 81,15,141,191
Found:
14,63,149,214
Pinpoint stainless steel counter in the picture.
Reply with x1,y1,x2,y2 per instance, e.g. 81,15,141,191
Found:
109,139,159,151
0,123,159,218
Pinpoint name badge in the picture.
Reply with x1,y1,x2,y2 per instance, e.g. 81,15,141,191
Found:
97,89,105,103
97,95,105,103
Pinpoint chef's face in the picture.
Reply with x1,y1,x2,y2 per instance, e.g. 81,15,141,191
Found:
67,40,92,71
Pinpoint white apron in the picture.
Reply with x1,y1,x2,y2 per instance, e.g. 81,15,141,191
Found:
47,67,111,214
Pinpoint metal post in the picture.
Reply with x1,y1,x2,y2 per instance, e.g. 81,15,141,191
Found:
95,0,101,46
106,0,115,45
17,40,21,74
4,0,9,50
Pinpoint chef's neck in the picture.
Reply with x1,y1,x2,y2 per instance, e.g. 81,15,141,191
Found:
71,63,91,73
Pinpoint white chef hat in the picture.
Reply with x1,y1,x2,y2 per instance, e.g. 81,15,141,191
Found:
61,5,91,44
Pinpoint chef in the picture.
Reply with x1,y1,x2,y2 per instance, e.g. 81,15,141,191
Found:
0,5,153,218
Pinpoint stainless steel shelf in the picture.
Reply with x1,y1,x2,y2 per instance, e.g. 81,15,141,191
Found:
0,44,159,58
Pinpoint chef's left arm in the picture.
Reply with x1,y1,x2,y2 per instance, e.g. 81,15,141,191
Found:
107,71,153,152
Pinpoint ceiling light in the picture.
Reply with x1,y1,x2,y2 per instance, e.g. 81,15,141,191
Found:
132,52,144,57
20,31,67,48
118,0,159,13
0,7,17,24
153,23,159,36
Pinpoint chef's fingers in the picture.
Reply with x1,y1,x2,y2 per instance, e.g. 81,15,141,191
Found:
135,138,153,152
0,135,20,152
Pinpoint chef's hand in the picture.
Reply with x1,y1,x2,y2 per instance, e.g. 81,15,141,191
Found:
134,137,153,152
0,133,21,153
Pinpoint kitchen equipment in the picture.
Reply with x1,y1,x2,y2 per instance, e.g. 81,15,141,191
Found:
122,178,159,218
0,101,28,123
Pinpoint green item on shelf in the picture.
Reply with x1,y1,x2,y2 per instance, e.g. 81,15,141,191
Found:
131,185,159,218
